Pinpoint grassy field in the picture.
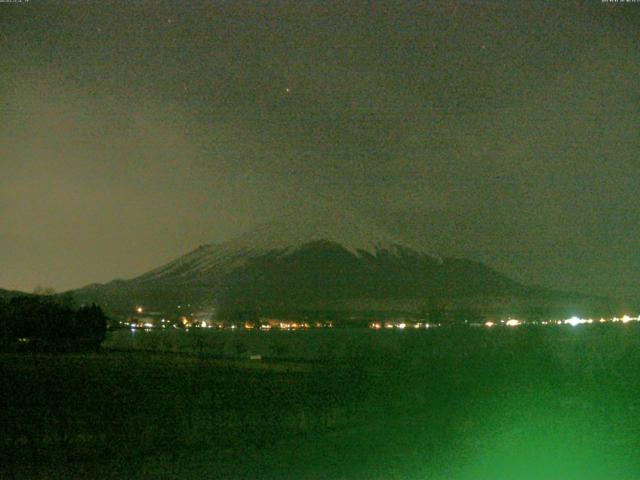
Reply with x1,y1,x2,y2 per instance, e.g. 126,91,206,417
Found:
3,324,640,479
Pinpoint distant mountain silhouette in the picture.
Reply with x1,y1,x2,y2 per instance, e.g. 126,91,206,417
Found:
72,211,617,320
0,288,30,301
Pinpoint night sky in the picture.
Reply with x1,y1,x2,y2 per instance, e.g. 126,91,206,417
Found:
1,1,639,298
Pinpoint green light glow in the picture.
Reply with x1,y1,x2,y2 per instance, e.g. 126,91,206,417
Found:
431,396,640,480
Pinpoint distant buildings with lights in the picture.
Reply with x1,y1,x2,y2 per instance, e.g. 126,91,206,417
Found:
113,304,640,332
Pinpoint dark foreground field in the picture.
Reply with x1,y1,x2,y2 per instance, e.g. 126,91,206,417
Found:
3,325,640,479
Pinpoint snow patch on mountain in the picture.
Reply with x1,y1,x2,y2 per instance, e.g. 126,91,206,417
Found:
135,210,439,282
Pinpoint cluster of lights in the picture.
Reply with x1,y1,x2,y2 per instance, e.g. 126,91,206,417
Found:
369,322,436,330
483,315,640,328
564,316,592,327
369,315,640,330
277,322,308,330
482,319,522,328
127,304,640,332
128,319,334,331
127,321,155,329
190,321,330,331
256,321,333,330
557,315,640,327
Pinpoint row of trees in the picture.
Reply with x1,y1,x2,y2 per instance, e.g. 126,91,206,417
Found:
0,295,107,352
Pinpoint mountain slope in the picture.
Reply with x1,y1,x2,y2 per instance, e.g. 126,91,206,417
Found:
135,210,435,284
0,288,30,301
72,212,612,318
212,239,532,318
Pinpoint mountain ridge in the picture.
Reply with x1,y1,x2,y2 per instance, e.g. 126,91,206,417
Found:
71,213,617,319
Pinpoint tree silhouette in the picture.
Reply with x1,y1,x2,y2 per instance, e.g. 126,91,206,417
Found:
0,295,107,352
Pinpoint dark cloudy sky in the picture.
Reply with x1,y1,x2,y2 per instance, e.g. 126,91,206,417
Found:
1,1,639,298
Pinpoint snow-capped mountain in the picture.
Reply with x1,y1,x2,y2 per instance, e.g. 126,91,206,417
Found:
73,210,575,318
135,210,437,285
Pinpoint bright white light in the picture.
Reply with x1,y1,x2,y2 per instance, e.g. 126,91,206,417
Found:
397,323,406,329
505,319,520,327
565,316,583,327
622,315,632,324
136,306,143,313
484,321,495,328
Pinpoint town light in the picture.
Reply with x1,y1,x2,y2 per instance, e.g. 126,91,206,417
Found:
565,317,583,327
